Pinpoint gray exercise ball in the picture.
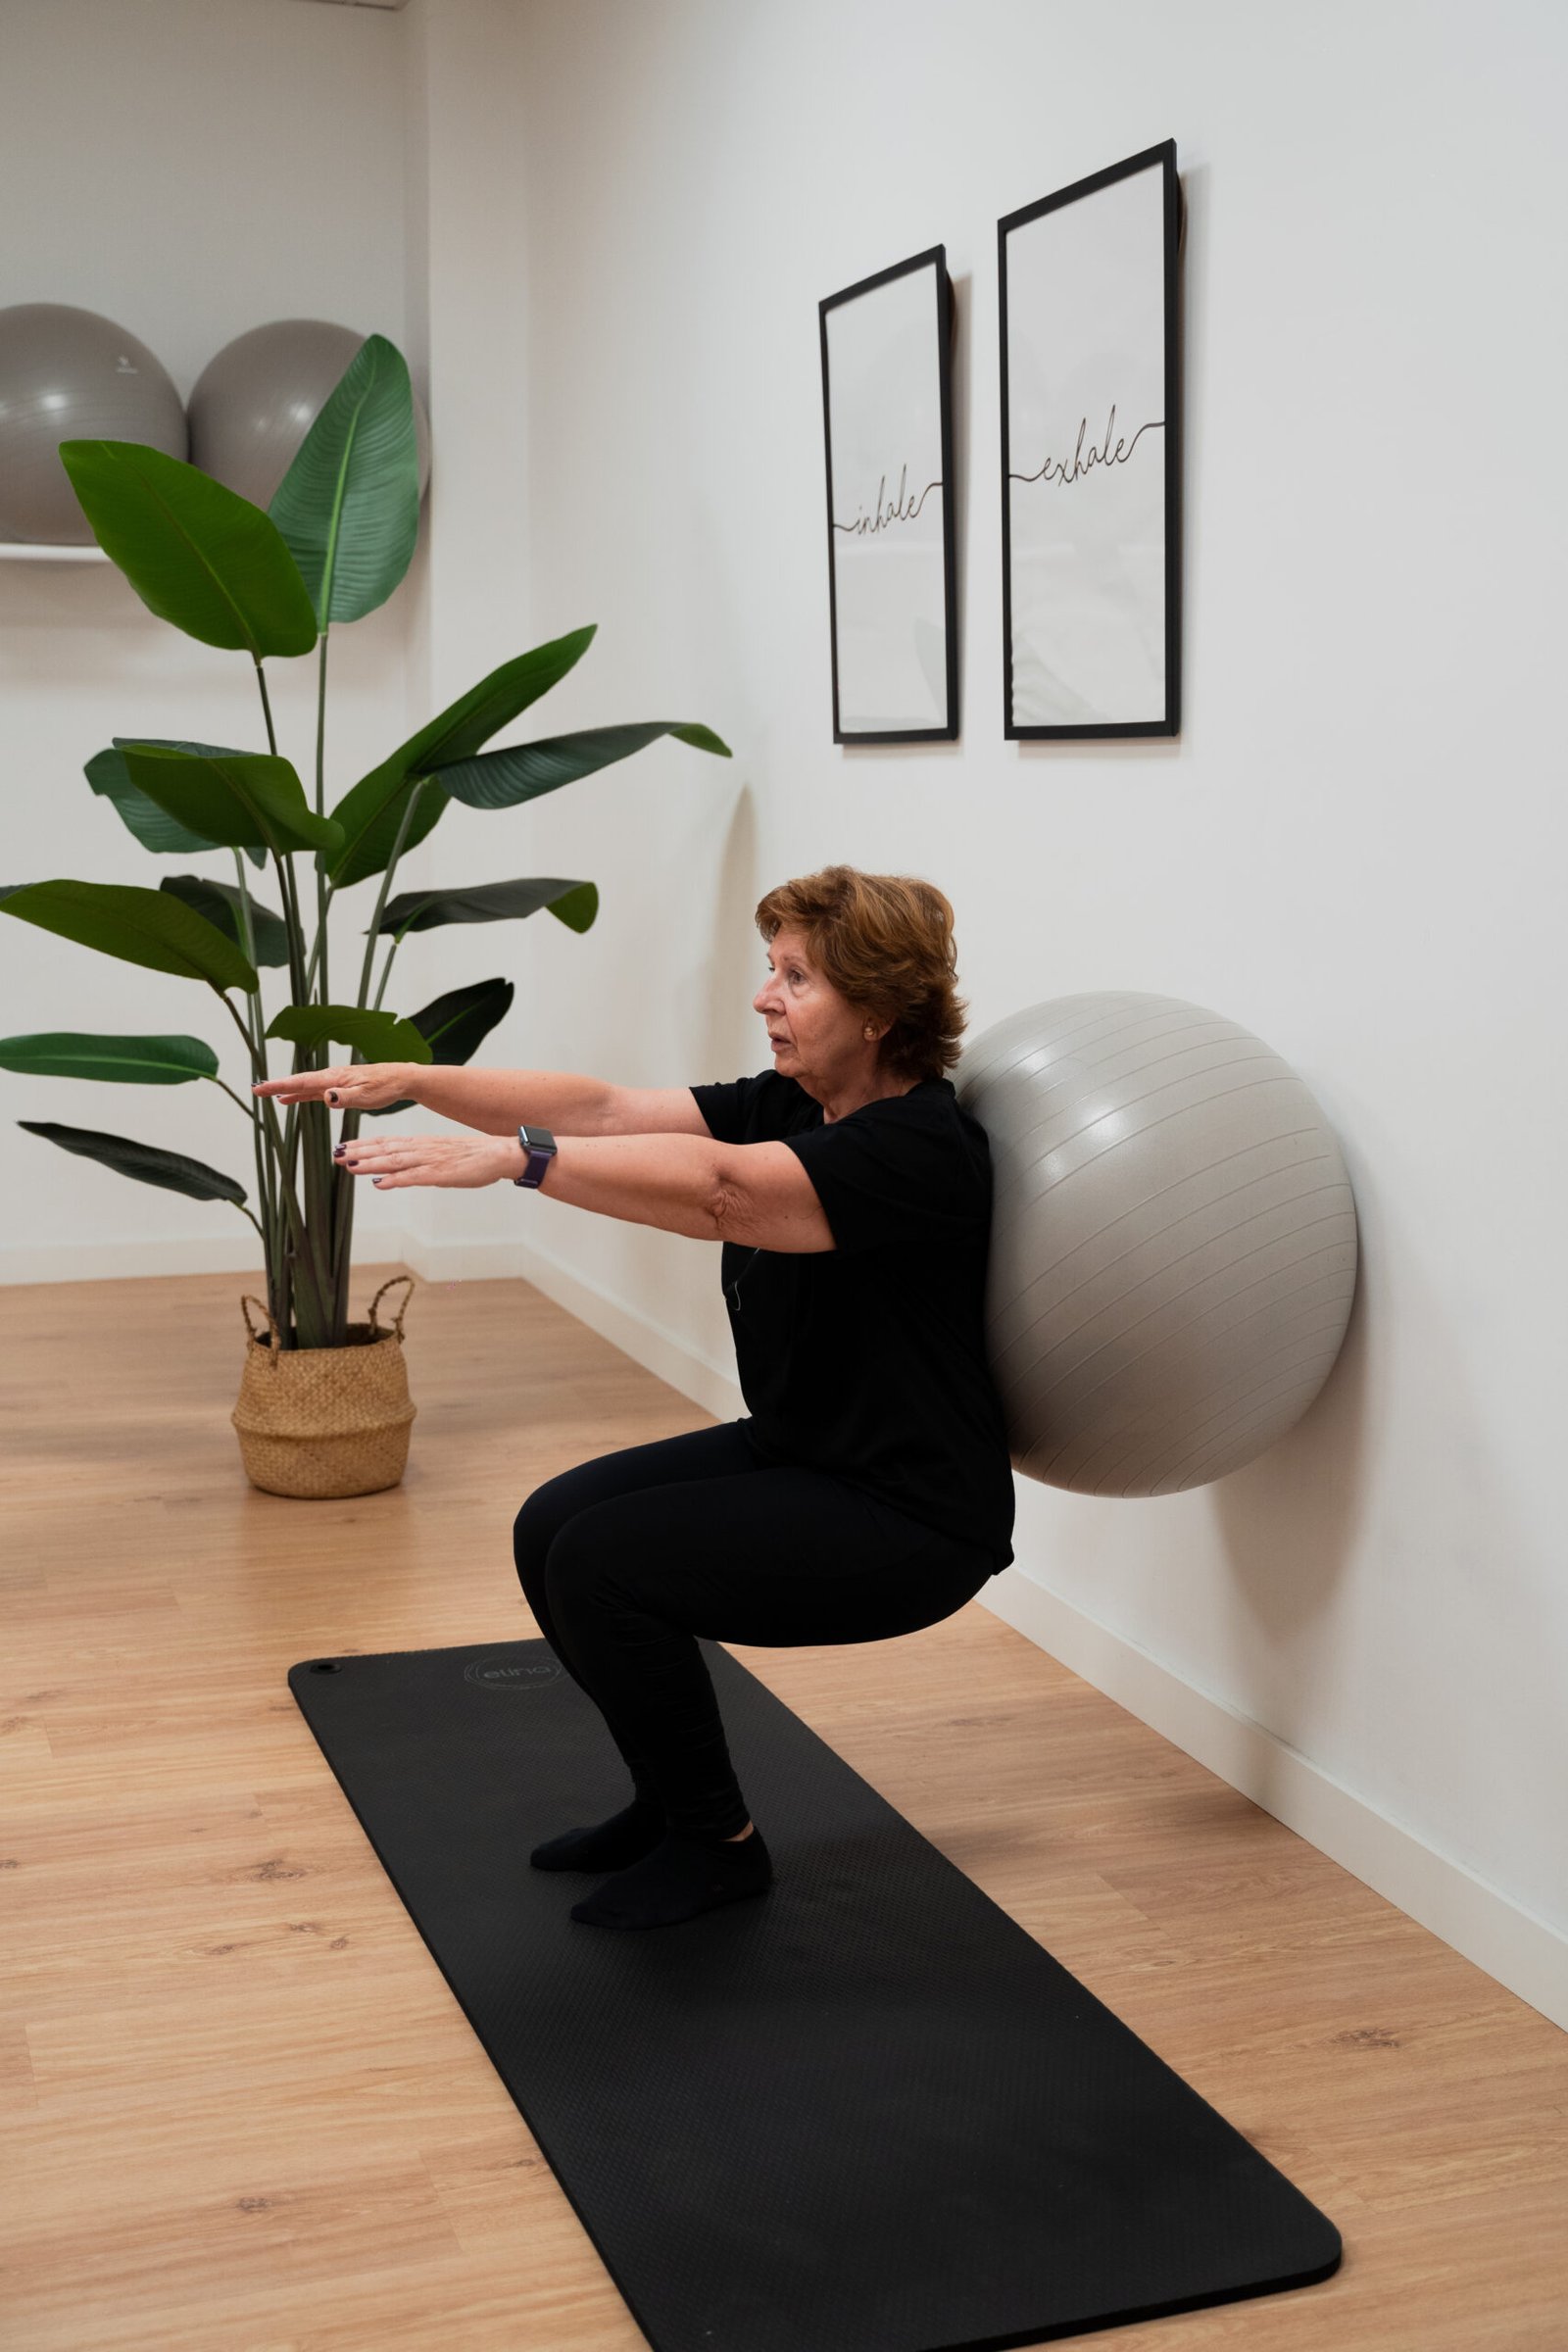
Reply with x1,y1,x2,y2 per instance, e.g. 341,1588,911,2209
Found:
0,303,186,543
956,994,1359,1497
187,319,431,510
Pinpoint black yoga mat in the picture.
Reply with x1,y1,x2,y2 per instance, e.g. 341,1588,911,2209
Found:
290,1638,1341,2351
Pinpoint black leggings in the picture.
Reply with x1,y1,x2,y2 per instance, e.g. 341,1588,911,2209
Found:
512,1420,997,1841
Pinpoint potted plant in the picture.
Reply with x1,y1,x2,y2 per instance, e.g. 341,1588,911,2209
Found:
0,333,729,1496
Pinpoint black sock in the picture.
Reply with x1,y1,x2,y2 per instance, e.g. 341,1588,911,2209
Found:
570,1826,772,1930
530,1794,665,1872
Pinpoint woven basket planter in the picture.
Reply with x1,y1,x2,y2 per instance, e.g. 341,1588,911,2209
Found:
232,1274,417,1498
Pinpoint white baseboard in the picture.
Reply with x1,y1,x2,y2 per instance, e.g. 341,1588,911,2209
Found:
7,1226,1563,2031
976,1572,1568,2034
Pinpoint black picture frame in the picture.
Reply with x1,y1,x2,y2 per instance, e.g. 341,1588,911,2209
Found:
999,140,1182,739
819,246,958,744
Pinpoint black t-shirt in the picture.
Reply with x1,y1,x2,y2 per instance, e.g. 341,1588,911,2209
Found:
689,1070,1015,1571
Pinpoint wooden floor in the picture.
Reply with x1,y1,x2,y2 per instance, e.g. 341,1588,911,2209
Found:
2,1261,1565,2351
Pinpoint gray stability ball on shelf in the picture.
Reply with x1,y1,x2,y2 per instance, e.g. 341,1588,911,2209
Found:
187,318,431,510
956,993,1359,1498
0,303,187,543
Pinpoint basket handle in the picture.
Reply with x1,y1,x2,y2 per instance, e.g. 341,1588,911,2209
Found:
240,1293,282,1365
368,1273,415,1342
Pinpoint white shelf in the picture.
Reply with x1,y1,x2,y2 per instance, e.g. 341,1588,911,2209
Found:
0,542,109,563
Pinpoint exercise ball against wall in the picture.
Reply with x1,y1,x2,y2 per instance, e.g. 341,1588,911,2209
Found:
0,303,186,543
956,994,1359,1497
187,319,431,509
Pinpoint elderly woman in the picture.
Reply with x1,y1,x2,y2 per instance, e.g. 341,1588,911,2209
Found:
256,865,1015,1933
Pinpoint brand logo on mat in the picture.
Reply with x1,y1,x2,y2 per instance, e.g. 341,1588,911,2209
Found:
464,1655,563,1693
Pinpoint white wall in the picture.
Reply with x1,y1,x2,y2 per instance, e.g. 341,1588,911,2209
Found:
0,0,419,1274
472,0,1568,2004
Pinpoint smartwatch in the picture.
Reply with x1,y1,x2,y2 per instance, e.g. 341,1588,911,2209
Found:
514,1124,559,1188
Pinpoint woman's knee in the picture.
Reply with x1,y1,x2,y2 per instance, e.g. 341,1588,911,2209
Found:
513,1471,588,1593
540,1500,655,1640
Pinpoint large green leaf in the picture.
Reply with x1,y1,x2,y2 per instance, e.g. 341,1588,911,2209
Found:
266,1004,433,1064
325,773,449,896
270,333,420,627
160,874,290,966
412,975,516,1059
362,976,516,1118
375,876,598,936
18,1120,246,1203
86,740,268,867
57,441,318,659
121,745,342,858
0,1032,219,1084
0,879,258,992
431,720,731,808
325,624,598,888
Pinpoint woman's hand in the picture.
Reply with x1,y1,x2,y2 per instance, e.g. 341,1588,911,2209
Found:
332,1132,521,1190
252,1062,414,1109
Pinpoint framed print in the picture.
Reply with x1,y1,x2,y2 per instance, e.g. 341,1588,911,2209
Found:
819,246,957,743
999,140,1182,738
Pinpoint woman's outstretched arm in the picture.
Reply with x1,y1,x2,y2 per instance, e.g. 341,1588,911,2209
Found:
319,1124,728,1242
406,1063,617,1134
253,1060,710,1138
328,1128,836,1252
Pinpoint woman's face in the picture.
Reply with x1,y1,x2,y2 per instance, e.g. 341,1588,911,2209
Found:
753,927,878,1093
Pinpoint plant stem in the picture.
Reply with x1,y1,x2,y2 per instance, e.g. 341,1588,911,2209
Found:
270,846,334,1305
260,1094,328,1346
214,990,279,1319
254,659,279,757
303,881,335,999
327,779,429,1318
271,849,311,1004
228,851,283,1327
251,662,310,1337
250,658,333,1347
277,841,335,1343
256,654,326,1203
356,778,426,1010
271,851,313,1214
218,991,312,1305
370,923,411,1011
314,630,330,1004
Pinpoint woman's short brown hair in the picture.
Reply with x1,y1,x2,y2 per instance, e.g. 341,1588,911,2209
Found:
754,865,967,1084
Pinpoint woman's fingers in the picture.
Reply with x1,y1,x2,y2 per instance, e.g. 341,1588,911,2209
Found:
251,1076,321,1102
252,1062,408,1107
333,1135,500,1190
335,1136,432,1187
252,1065,352,1103
335,1136,395,1165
